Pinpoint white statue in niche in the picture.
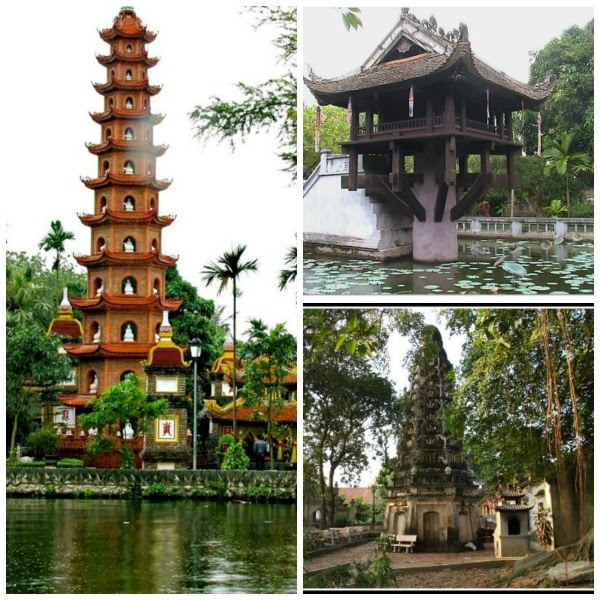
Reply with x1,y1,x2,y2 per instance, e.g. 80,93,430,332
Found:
89,374,98,393
96,281,104,296
93,325,101,343
123,324,135,342
123,238,134,252
124,197,134,211
123,278,134,295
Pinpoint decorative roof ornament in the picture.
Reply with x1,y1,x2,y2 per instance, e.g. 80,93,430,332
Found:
47,287,83,339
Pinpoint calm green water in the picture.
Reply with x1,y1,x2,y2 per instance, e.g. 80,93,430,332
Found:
304,240,594,295
6,498,297,594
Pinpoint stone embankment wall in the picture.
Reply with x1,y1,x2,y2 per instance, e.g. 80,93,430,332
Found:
6,468,296,502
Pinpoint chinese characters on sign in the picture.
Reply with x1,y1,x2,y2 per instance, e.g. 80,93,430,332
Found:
156,416,178,442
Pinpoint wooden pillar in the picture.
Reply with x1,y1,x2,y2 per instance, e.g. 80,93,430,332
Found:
445,136,456,186
481,144,491,187
505,111,513,141
426,97,433,132
348,148,358,191
444,93,455,130
350,97,359,141
391,141,404,193
461,96,466,132
498,110,505,139
507,148,517,189
365,107,373,140
459,152,467,179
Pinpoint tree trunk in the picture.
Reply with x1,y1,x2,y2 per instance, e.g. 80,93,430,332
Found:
10,410,21,459
328,468,337,527
319,459,328,530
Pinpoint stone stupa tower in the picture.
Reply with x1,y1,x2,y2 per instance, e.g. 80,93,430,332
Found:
61,7,181,414
384,325,480,551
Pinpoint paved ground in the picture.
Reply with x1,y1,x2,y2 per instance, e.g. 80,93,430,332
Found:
305,541,498,573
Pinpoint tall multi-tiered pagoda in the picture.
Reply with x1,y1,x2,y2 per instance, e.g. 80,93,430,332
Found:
383,326,480,551
305,11,553,261
60,7,182,415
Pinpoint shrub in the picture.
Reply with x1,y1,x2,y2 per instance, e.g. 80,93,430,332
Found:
221,442,250,470
25,426,58,459
57,458,84,468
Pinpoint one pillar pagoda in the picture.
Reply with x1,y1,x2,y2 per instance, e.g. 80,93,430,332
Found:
384,326,480,551
60,7,181,419
305,12,553,261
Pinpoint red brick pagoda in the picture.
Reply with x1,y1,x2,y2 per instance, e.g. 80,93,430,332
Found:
60,7,182,417
305,12,553,261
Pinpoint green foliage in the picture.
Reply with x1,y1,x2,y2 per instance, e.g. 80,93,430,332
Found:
341,8,362,30
56,458,84,468
527,20,594,158
304,564,354,589
220,442,250,470
542,199,569,218
190,7,297,176
142,482,178,499
7,460,46,468
43,485,58,496
79,374,169,466
303,105,350,178
38,220,75,274
25,426,58,460
278,244,297,291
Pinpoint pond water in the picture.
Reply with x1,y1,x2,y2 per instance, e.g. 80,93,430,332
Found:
6,498,297,594
304,240,594,295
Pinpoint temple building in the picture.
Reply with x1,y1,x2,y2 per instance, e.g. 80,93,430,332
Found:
383,326,480,551
49,7,183,439
304,11,553,261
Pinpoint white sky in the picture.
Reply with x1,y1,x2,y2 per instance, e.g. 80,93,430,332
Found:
3,1,298,334
304,5,594,103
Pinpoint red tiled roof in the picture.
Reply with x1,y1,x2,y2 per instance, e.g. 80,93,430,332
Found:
48,319,83,339
60,393,97,407
146,346,188,368
337,487,375,505
210,403,297,423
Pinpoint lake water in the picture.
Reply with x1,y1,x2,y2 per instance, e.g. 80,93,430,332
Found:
304,240,594,295
6,498,297,594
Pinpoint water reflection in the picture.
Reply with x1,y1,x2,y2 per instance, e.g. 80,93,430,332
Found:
304,240,593,295
6,499,296,594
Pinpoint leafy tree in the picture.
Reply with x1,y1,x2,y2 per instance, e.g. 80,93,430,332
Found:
38,220,75,278
202,244,258,438
543,132,592,216
165,265,226,395
278,244,297,291
6,322,72,457
25,426,59,460
526,20,594,158
304,309,395,528
240,322,297,469
190,7,297,177
340,8,362,30
220,441,250,471
444,308,593,541
79,374,169,469
303,105,350,179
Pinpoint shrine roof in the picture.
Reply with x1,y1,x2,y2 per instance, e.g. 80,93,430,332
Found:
501,489,527,498
96,50,159,67
81,172,172,191
93,80,162,96
306,18,552,109
64,342,155,357
47,317,83,339
495,503,535,512
74,250,177,268
78,209,175,227
86,139,168,157
209,402,297,424
99,7,157,43
70,294,181,311
90,108,165,124
145,345,190,369
60,393,97,407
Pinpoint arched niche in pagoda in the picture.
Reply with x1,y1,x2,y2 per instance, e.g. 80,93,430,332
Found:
93,277,104,295
124,160,135,174
96,237,106,253
122,276,137,295
124,127,134,140
90,320,101,343
123,236,135,252
121,321,137,342
125,97,134,109
124,195,135,211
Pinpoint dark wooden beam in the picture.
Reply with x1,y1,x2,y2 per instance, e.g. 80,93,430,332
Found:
341,173,424,189
365,107,373,140
426,98,433,132
364,174,414,219
390,141,404,192
506,111,513,142
450,174,484,221
350,96,359,141
445,135,456,185
348,149,358,191
434,180,448,222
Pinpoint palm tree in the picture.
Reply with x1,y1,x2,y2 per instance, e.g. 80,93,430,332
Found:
543,133,592,217
278,244,297,291
39,220,75,277
202,245,258,438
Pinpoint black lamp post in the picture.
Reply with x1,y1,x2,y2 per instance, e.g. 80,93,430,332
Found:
190,338,202,470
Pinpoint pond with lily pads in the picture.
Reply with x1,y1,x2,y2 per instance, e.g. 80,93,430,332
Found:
304,240,593,295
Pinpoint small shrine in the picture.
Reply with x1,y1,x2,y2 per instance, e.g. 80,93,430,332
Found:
305,12,553,261
55,6,182,430
493,485,534,557
384,326,480,551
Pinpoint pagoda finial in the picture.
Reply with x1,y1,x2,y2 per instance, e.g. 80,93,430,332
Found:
159,310,173,339
59,287,72,312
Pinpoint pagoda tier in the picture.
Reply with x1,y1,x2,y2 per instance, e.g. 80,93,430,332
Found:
74,250,177,268
81,173,172,191
65,342,157,357
86,139,168,157
99,9,157,43
77,209,176,226
90,108,165,125
93,80,162,95
71,295,181,311
96,50,159,67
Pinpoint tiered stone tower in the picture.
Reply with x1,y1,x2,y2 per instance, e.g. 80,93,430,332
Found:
62,7,181,411
384,326,480,551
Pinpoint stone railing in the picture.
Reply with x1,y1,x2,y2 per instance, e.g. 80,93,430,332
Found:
457,217,593,240
6,468,297,502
